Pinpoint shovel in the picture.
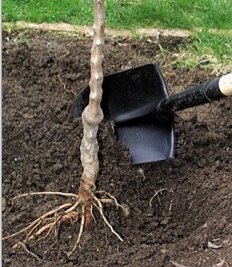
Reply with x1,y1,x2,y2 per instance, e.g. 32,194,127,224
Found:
72,64,232,164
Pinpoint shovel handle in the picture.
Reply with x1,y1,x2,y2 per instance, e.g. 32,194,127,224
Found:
159,73,232,113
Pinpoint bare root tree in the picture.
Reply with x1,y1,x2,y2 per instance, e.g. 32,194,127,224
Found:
79,0,105,227
3,0,127,257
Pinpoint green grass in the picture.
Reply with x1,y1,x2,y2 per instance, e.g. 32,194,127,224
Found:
3,0,232,30
171,30,232,70
3,0,232,70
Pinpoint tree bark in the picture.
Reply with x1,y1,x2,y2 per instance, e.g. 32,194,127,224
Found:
79,0,105,224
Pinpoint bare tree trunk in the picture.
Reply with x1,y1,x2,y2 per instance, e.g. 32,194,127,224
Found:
79,0,105,225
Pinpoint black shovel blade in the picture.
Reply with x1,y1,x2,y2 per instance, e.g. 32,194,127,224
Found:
73,64,169,121
72,63,175,164
116,114,175,164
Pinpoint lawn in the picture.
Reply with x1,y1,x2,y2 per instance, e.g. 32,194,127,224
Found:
3,0,232,30
3,0,232,69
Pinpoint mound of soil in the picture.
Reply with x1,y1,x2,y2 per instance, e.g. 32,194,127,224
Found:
2,30,232,267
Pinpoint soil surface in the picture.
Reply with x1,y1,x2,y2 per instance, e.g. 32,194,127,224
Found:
2,30,232,267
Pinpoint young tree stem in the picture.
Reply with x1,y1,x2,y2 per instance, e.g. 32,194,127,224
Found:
79,0,105,197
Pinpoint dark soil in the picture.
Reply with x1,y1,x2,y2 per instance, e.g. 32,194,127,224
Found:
2,30,232,267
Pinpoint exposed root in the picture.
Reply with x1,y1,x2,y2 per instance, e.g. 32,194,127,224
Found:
4,202,73,240
10,191,78,209
149,188,167,206
16,242,41,261
3,190,125,257
67,204,85,257
90,191,123,242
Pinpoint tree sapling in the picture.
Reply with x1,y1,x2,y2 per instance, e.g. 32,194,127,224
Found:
3,0,126,257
